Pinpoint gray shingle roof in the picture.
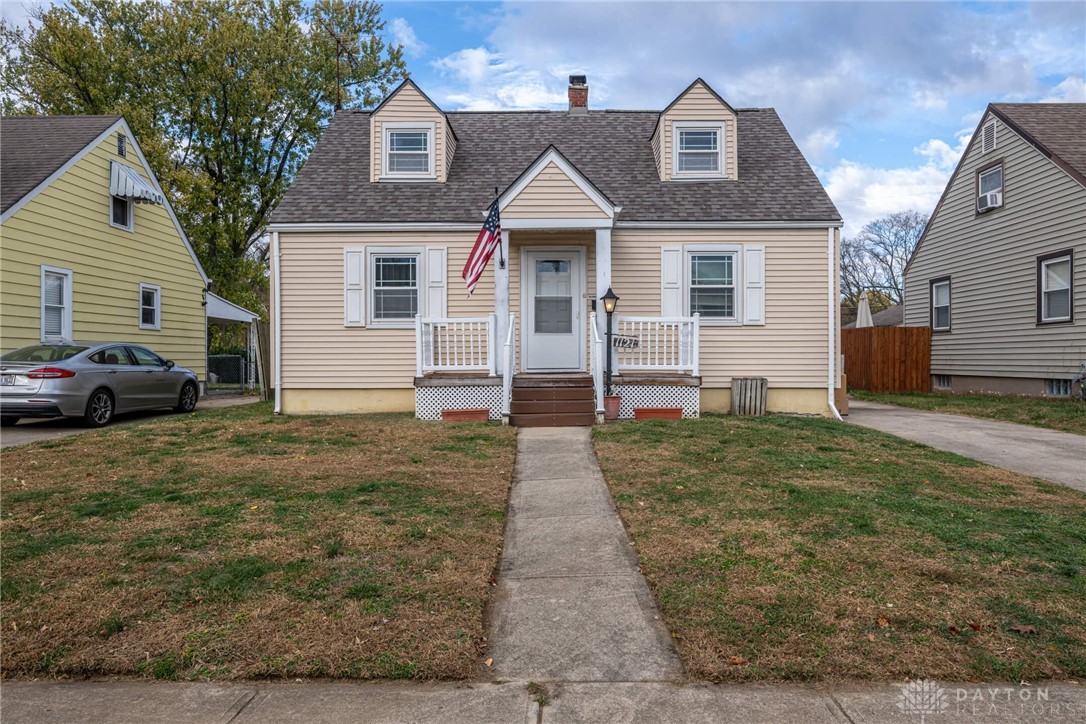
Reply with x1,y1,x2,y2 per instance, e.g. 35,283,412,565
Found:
991,103,1086,185
1,115,122,214
271,108,841,224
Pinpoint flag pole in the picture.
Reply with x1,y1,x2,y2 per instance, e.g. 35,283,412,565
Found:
493,186,505,269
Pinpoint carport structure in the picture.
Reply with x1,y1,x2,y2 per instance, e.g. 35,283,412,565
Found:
206,292,261,392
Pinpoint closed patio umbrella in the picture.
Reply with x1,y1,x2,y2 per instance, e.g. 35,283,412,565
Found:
856,292,874,328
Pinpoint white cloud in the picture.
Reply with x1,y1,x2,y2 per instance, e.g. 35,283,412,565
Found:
1038,75,1086,103
825,129,970,237
802,128,840,163
389,18,426,58
431,47,566,110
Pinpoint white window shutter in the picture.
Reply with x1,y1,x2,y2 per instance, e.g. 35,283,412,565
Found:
743,245,765,326
344,250,365,326
661,247,682,316
426,247,447,318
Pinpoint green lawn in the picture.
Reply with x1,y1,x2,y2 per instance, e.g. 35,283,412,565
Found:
594,415,1086,683
850,390,1086,436
1,403,516,680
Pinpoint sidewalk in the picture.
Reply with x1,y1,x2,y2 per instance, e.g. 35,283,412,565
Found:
487,427,681,682
846,399,1086,492
3,679,1083,723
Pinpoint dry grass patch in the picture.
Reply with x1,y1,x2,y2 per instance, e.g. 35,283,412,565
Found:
1,403,515,680
594,415,1086,683
850,390,1086,436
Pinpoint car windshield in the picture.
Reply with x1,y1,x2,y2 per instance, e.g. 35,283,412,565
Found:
1,345,88,362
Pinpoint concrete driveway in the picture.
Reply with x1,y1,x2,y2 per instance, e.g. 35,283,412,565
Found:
846,399,1086,492
0,394,260,450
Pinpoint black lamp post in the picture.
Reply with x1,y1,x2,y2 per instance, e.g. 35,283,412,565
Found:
601,287,619,394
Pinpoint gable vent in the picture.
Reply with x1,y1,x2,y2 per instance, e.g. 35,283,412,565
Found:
117,133,127,157
981,120,996,153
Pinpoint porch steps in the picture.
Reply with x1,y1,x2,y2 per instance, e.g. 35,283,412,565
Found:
509,374,595,427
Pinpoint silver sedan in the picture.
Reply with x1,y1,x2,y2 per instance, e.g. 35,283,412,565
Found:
0,343,199,428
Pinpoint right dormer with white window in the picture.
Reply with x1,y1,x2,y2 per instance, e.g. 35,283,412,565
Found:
651,78,739,182
369,79,457,183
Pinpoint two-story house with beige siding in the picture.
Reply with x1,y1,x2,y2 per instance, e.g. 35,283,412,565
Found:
903,104,1086,397
1,116,210,386
267,76,844,424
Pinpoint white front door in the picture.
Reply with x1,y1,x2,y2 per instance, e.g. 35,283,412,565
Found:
523,249,584,371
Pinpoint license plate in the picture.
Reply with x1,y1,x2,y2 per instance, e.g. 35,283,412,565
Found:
1,375,14,386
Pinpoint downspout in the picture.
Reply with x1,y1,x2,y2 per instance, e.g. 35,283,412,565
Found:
827,227,843,421
272,231,282,414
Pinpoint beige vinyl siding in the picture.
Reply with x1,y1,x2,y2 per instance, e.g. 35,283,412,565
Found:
508,231,596,371
612,228,830,388
370,84,452,182
658,81,739,181
444,124,457,181
278,231,492,388
502,162,610,219
651,128,663,181
0,135,207,380
903,112,1086,379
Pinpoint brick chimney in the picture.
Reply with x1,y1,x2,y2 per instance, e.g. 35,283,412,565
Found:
568,75,588,114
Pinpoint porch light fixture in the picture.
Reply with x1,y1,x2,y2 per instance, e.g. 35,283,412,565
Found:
601,287,619,393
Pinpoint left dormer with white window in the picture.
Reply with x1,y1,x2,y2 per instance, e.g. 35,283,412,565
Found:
370,79,457,183
651,78,739,182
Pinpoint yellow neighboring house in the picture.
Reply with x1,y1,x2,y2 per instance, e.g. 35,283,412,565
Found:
0,115,210,386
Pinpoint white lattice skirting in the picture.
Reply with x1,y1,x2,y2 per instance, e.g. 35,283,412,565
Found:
416,386,503,421
613,384,700,419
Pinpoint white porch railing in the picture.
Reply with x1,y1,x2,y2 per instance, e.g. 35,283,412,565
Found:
613,315,700,376
501,314,516,418
589,312,605,413
415,314,496,376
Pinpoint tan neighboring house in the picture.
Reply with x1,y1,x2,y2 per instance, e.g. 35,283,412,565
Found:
267,76,844,423
903,104,1086,396
0,115,210,386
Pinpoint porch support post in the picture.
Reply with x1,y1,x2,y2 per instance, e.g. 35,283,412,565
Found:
595,227,612,374
494,229,511,374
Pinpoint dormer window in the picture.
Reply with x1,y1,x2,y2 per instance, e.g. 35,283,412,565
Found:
382,122,435,179
673,121,726,178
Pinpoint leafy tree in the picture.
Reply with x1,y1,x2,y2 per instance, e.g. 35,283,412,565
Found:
840,210,928,323
2,0,406,314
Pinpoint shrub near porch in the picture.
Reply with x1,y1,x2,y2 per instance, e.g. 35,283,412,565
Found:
594,416,1086,682
1,404,515,680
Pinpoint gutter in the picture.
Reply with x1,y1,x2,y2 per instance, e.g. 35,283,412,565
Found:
827,227,843,421
272,230,282,414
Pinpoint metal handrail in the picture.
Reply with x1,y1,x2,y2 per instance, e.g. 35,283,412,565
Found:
501,314,516,418
589,312,605,413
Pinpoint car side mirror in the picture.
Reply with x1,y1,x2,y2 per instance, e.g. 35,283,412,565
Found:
165,360,175,369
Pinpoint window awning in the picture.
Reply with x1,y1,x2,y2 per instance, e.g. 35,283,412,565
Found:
109,161,165,205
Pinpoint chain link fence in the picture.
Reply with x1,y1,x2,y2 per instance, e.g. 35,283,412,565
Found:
207,354,254,393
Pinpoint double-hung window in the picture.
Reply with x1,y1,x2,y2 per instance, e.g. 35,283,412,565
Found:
1038,252,1072,324
382,122,435,179
689,252,737,320
931,278,951,332
674,121,725,178
977,163,1003,212
370,251,420,324
111,194,133,230
139,283,161,330
41,265,73,342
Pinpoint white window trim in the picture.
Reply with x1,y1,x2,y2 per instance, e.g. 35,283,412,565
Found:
1040,255,1072,323
139,282,162,330
381,121,436,180
672,120,726,179
110,194,134,232
40,265,73,342
684,244,741,325
979,166,1003,195
931,280,951,331
367,247,424,328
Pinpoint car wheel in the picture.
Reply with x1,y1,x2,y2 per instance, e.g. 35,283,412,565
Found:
175,382,198,413
83,388,114,428
1,416,19,427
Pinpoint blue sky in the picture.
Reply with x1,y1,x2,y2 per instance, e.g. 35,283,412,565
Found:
5,1,1084,236
378,0,1085,235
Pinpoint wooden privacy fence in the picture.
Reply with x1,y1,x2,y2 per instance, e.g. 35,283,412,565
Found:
842,327,932,393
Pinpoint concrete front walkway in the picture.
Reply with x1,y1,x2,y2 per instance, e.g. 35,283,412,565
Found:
486,427,683,682
847,399,1086,492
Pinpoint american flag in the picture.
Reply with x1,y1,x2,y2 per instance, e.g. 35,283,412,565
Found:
462,201,501,295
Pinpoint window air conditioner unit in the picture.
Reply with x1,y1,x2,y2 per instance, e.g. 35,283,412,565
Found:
977,191,1001,212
